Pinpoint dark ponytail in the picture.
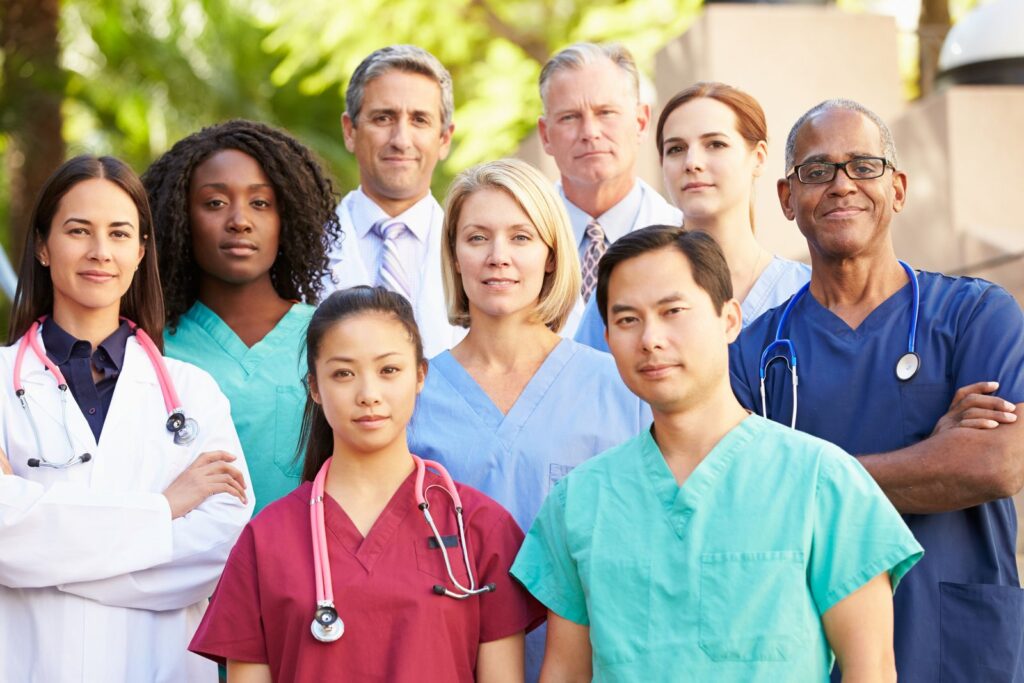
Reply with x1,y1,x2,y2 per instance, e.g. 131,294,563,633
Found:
297,286,425,482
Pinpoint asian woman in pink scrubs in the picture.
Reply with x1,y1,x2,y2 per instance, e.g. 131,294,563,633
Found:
189,286,542,682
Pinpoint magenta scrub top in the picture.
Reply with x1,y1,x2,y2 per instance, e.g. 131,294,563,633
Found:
190,471,544,681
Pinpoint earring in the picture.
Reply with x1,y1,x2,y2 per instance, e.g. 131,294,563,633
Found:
39,259,48,267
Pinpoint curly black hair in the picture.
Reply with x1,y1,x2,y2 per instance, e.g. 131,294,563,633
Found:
143,119,342,330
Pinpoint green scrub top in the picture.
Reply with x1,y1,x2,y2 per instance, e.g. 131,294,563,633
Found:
511,414,922,682
164,302,313,514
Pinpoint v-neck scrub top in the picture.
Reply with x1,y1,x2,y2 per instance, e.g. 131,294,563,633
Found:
408,338,650,535
189,473,544,682
730,270,1024,682
511,416,922,682
165,302,313,513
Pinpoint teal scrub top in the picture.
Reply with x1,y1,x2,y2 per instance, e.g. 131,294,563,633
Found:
511,415,922,682
164,302,313,514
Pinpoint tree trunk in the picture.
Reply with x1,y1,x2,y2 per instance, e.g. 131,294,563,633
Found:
0,0,65,266
918,0,952,98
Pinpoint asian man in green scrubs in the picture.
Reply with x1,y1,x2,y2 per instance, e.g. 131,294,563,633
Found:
511,226,923,682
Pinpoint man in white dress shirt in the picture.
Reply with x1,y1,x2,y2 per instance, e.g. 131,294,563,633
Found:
538,42,682,336
324,45,459,356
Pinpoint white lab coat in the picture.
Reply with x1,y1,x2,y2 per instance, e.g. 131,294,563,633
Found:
323,191,461,358
0,331,254,682
560,178,683,336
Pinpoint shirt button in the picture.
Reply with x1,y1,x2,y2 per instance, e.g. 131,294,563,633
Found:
88,408,97,415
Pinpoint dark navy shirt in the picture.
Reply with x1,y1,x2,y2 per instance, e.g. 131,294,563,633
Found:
41,319,132,441
730,270,1024,683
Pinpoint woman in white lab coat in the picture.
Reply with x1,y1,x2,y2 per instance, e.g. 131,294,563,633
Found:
0,155,254,682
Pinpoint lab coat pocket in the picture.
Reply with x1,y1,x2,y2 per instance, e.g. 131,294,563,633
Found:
585,556,651,667
273,385,306,477
939,581,1024,683
898,383,951,444
699,550,807,662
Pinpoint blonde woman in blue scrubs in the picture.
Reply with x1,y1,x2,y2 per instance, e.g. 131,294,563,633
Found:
145,120,341,513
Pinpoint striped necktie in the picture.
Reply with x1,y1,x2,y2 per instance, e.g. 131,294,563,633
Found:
580,220,607,303
373,220,413,303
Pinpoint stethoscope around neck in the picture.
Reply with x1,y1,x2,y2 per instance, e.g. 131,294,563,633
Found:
12,316,199,469
758,260,921,428
308,454,495,643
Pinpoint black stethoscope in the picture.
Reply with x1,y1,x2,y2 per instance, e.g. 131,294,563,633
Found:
758,260,921,428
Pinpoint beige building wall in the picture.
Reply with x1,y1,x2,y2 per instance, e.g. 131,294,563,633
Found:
516,5,905,264
891,86,1024,302
654,4,904,262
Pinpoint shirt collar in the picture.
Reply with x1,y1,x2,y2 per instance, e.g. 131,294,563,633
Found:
41,317,132,371
559,180,644,247
351,187,435,242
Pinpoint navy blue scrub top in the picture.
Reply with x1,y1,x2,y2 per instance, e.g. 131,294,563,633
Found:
42,318,131,441
730,269,1024,683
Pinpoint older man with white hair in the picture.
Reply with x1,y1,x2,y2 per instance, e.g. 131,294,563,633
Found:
537,42,682,338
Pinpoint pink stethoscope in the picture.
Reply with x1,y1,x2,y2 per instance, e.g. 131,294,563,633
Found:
308,454,495,643
12,316,198,469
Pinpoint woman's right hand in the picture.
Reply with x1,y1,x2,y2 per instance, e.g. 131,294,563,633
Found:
162,450,247,519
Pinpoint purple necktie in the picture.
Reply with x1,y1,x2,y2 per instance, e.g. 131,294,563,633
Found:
580,220,606,303
373,220,413,303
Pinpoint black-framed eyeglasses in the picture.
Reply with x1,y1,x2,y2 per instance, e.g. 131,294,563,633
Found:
788,157,894,184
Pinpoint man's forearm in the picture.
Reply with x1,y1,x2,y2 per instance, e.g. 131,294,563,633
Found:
858,403,1024,514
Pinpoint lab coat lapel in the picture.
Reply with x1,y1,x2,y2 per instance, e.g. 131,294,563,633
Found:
17,331,96,449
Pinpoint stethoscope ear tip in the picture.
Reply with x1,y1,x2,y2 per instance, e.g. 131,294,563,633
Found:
432,584,447,595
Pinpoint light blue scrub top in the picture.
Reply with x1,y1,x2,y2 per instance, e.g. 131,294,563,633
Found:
164,302,313,514
730,269,1024,682
511,415,922,683
575,255,810,352
408,337,650,680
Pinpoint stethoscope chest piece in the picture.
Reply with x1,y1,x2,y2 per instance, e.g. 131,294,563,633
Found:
895,352,920,382
311,603,344,642
170,415,200,445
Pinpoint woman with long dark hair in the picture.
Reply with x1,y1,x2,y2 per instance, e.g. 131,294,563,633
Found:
144,120,341,513
190,286,541,682
0,155,253,681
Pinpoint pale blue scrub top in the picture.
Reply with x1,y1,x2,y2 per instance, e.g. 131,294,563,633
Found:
164,302,312,514
730,269,1024,683
511,415,922,682
408,337,650,680
575,255,810,352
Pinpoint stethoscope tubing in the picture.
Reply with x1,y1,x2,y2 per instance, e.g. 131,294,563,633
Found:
759,261,920,428
308,454,494,642
11,316,195,468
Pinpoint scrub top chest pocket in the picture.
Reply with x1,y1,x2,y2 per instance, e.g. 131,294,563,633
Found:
274,385,306,477
699,550,810,662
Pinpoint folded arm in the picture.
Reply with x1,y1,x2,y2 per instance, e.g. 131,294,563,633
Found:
859,400,1024,514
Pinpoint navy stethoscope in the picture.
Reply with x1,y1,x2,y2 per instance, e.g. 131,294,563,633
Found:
759,260,921,428
308,454,495,643
12,316,199,468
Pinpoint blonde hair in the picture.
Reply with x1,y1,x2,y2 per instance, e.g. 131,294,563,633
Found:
441,159,581,332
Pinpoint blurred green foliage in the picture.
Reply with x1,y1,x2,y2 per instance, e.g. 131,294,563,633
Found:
0,0,703,326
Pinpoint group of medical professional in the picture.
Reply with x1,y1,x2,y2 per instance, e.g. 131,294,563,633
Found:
0,36,1022,683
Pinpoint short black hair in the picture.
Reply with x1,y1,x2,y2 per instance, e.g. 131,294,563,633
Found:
595,226,733,325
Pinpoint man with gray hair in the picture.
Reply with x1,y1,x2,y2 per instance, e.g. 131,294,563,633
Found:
730,99,1024,681
324,45,459,356
537,42,681,337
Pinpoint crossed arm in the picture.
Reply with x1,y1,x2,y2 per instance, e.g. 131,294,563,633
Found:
859,382,1024,514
